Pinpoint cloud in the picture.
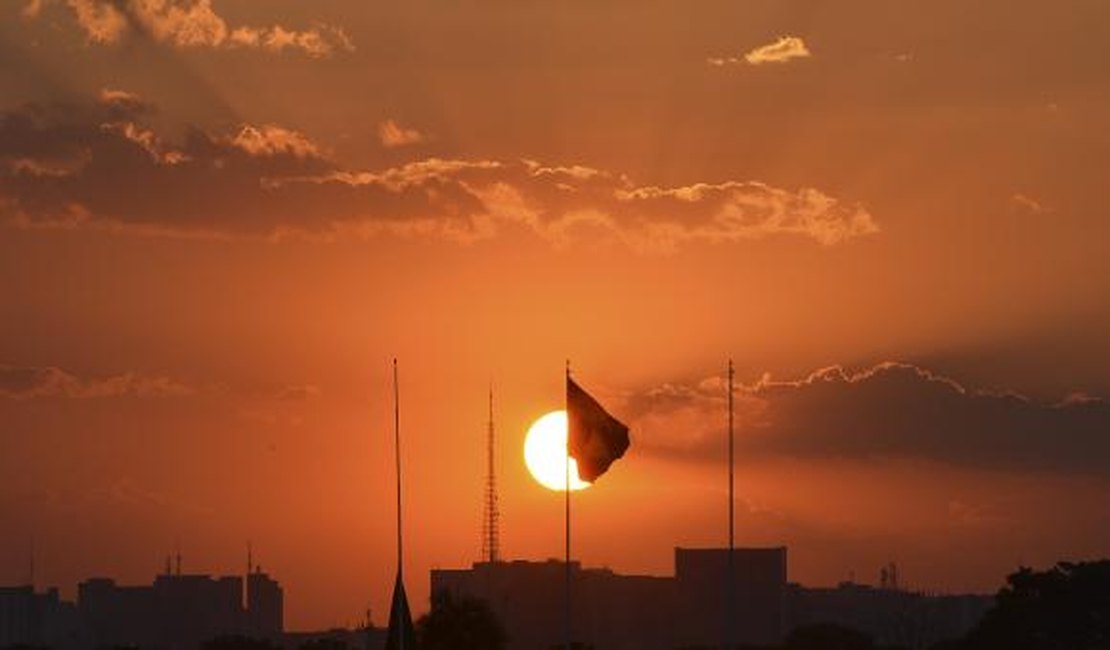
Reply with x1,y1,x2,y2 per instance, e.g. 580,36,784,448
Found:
0,96,878,250
99,88,151,113
228,124,324,159
1010,193,1052,214
37,0,352,58
100,121,190,165
22,0,44,18
744,36,811,65
621,362,1110,475
378,119,427,148
274,384,322,401
227,24,353,58
0,364,195,400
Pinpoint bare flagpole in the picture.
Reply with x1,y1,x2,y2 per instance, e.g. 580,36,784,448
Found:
393,358,405,650
565,359,572,650
394,359,403,576
726,359,735,650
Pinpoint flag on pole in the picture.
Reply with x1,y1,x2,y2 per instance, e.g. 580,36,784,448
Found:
566,377,630,482
384,571,415,650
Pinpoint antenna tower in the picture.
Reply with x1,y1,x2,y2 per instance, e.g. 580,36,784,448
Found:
481,385,501,563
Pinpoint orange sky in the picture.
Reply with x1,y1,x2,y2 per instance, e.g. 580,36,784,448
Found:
2,0,1110,631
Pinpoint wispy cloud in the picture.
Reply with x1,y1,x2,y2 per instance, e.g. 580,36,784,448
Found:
228,124,324,159
274,384,322,401
377,119,427,148
38,0,352,58
0,364,195,400
744,36,811,65
1010,193,1052,214
1,95,878,251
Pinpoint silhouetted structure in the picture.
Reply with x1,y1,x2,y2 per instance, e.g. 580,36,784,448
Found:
675,547,787,646
0,585,80,649
73,562,283,650
431,547,785,650
482,386,501,565
246,567,284,640
433,548,994,650
786,581,992,648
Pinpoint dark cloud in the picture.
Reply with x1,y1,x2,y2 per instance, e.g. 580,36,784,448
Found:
0,95,878,250
625,362,1110,475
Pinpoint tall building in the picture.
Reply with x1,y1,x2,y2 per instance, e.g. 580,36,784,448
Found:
75,562,284,649
78,578,158,648
153,574,244,649
433,559,674,650
673,546,788,646
246,567,284,638
0,586,80,649
431,547,786,650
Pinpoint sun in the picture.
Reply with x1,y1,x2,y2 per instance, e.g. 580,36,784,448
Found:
524,410,591,491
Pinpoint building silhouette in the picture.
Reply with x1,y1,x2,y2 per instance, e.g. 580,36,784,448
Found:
3,547,995,650
72,560,284,650
431,547,991,650
0,585,80,649
786,580,992,648
431,547,786,650
674,547,787,646
246,566,284,639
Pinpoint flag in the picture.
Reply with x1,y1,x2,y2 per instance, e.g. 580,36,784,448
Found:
567,377,630,482
384,570,415,650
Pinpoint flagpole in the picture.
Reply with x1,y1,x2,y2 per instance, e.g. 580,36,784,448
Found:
394,358,403,577
726,359,735,650
393,358,405,650
564,359,572,650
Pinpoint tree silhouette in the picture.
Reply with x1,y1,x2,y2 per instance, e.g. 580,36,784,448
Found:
965,560,1110,650
416,591,506,650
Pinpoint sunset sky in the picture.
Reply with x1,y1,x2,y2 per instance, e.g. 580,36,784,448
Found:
3,0,1110,632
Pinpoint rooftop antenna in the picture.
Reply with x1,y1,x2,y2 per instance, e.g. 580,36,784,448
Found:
175,540,182,576
245,541,253,609
482,382,501,564
28,537,35,589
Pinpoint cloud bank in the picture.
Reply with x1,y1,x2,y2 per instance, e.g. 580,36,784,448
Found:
0,95,878,251
28,0,352,58
624,362,1110,475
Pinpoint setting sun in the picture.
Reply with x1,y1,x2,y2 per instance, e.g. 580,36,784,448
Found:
523,410,591,492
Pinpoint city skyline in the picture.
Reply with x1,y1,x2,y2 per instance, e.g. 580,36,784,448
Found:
4,0,1110,634
2,541,991,635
